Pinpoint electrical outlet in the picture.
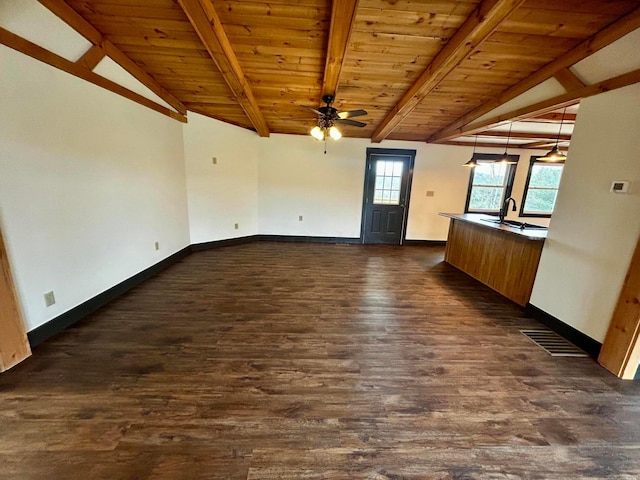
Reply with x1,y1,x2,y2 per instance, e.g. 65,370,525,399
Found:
426,191,435,197
44,291,56,307
212,157,217,165
155,241,160,251
234,223,239,230
299,215,303,221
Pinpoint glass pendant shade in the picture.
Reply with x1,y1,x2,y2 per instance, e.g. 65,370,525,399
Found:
310,125,325,140
329,125,342,140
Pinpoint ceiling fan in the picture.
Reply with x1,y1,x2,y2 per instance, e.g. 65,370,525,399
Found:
301,94,368,141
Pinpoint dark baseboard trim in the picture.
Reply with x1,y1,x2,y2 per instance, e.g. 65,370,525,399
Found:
403,240,447,246
190,235,259,252
525,304,602,359
24,235,466,349
258,235,361,244
27,246,191,348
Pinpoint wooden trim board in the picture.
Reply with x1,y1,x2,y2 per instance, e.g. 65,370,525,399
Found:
0,27,187,123
0,228,31,372
599,234,640,379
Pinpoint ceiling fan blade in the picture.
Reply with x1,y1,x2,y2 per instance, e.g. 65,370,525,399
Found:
300,105,323,116
335,118,367,127
338,109,368,119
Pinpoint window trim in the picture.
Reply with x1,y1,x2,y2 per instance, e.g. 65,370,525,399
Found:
464,153,519,214
519,155,564,218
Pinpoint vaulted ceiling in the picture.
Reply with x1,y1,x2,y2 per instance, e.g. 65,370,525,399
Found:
10,0,640,148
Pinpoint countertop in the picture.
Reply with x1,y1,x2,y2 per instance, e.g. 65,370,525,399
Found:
440,213,548,241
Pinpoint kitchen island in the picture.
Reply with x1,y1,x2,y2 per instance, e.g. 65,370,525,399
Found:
440,213,547,306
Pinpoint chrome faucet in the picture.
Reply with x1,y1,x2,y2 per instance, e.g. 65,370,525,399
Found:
499,197,517,223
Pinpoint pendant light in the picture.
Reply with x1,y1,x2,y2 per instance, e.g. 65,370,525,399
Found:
539,107,568,162
463,135,479,167
496,123,517,164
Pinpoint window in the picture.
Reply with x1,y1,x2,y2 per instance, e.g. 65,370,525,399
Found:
520,156,564,217
373,160,403,205
464,154,518,214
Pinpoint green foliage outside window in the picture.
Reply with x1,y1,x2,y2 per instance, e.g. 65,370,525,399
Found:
523,163,564,215
468,162,509,211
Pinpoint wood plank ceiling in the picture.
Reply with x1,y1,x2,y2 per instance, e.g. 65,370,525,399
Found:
57,0,640,145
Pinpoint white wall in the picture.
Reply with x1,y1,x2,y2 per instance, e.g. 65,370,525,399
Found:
254,134,546,241
0,45,190,331
183,113,259,244
255,135,479,241
531,83,640,342
257,134,368,238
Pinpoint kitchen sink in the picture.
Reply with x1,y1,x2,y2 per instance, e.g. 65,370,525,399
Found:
485,218,548,230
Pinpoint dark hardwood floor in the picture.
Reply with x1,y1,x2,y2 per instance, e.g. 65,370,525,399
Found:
1,243,639,479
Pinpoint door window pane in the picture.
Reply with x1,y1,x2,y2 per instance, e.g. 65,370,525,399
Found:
373,160,403,205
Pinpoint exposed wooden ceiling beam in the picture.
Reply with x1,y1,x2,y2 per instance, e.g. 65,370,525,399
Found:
441,141,548,150
0,27,186,123
76,44,105,71
370,0,526,143
322,0,359,98
177,0,269,137
428,6,640,143
37,0,101,44
475,131,572,141
38,0,187,116
520,140,560,149
554,68,587,91
522,113,577,123
430,68,640,143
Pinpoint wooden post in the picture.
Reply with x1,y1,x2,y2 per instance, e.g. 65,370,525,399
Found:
598,234,640,379
0,227,31,372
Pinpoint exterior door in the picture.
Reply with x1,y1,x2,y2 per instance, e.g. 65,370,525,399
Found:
361,148,415,245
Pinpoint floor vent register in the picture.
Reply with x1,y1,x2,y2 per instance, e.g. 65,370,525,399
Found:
520,329,588,357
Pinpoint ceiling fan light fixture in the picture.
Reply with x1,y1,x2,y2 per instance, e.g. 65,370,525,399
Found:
310,125,325,141
329,125,342,140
